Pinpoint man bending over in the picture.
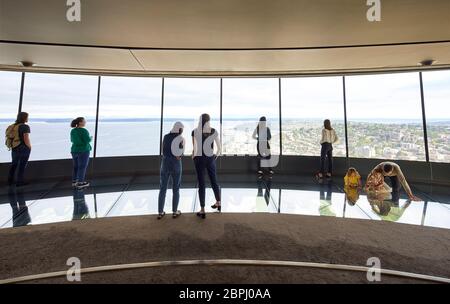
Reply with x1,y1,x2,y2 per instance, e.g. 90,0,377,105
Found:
365,161,421,201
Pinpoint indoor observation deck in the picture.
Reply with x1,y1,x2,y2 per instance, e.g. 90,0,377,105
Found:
0,172,449,284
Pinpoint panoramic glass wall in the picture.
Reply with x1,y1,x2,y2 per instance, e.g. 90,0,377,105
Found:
163,78,220,154
222,78,280,155
21,73,98,161
346,72,426,161
1,70,450,164
281,76,346,156
97,76,162,157
422,70,450,163
0,71,22,163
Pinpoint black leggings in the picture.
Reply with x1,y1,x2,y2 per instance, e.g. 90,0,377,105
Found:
257,142,271,171
320,143,333,174
387,176,401,202
8,145,31,184
194,156,221,208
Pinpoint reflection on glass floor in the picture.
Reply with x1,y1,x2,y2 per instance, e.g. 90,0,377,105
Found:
1,178,449,230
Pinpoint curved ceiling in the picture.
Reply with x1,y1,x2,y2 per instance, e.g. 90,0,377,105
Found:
1,0,450,75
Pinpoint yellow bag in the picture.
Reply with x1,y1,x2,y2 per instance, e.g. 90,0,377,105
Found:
5,123,22,150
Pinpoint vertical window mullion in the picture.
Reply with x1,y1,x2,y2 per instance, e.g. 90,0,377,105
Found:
93,75,101,159
342,76,349,159
159,78,165,156
18,72,25,114
278,78,282,156
419,72,430,162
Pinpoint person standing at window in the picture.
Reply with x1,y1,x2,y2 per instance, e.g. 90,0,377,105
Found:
318,119,338,179
192,114,222,219
7,112,31,187
158,121,185,220
70,117,92,189
252,116,274,176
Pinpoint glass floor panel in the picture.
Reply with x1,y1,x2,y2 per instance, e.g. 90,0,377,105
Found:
1,178,449,231
196,187,279,214
106,189,196,217
423,202,450,229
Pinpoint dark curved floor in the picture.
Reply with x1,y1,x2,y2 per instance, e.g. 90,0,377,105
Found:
1,174,449,283
0,212,449,283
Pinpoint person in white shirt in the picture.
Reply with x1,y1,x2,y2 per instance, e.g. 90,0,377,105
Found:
318,119,338,178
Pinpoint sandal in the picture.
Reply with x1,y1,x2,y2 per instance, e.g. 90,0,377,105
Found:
211,203,222,212
196,212,206,219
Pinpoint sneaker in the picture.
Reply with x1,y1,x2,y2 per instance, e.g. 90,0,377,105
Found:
172,210,181,218
76,182,90,189
269,170,274,175
257,170,263,175
72,181,78,187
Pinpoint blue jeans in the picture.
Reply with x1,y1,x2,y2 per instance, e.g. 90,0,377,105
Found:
194,156,221,208
158,157,182,214
8,145,31,184
71,151,90,183
72,188,90,220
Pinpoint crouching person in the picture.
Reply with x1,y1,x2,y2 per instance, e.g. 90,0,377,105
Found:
158,122,185,219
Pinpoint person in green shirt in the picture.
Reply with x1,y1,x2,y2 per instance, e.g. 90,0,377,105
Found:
70,117,92,189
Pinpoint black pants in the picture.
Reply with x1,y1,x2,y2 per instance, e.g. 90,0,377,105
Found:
257,142,271,171
194,156,221,208
387,176,401,202
8,187,31,227
320,143,333,174
8,145,31,184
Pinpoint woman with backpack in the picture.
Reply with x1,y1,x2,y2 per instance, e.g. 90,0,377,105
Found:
7,112,31,187
70,117,92,189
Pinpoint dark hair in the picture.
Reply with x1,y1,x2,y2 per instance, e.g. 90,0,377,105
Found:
324,119,332,130
15,112,29,124
347,167,357,175
71,117,85,128
383,163,393,173
259,116,267,122
200,113,210,127
376,201,391,216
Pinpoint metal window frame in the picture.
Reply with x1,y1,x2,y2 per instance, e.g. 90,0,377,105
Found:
419,72,430,162
93,76,101,159
342,76,350,159
11,70,437,165
159,78,165,155
278,78,283,156
17,72,25,114
220,78,223,145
